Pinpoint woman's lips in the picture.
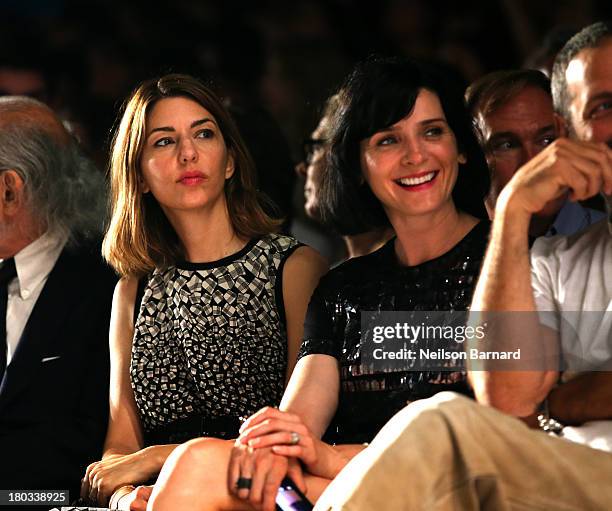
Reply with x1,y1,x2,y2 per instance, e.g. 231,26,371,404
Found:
178,171,207,185
395,170,438,190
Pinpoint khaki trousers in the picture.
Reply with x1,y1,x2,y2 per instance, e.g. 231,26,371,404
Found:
315,392,612,510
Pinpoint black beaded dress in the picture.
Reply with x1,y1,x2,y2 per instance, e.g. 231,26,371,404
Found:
130,234,301,445
298,221,490,444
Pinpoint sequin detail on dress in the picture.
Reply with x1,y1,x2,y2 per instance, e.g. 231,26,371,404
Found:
299,222,490,443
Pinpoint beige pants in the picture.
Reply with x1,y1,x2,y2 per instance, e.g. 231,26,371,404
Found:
315,392,612,511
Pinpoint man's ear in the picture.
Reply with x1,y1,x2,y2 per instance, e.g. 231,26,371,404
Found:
0,170,25,214
225,154,235,180
458,153,467,165
554,113,569,138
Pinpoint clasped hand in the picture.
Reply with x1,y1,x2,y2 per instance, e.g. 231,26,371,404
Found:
228,407,331,511
80,452,151,505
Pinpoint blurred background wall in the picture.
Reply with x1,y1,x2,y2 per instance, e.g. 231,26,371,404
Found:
1,0,610,252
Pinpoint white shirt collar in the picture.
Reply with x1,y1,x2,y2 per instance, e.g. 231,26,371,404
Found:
10,230,67,299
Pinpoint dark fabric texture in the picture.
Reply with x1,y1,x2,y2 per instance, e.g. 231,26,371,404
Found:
0,240,116,500
143,414,243,445
299,222,491,444
0,257,17,380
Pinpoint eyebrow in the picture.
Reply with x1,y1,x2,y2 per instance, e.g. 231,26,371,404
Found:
535,125,556,136
585,91,612,108
488,132,517,142
377,117,448,134
419,117,447,125
488,125,555,141
147,117,216,137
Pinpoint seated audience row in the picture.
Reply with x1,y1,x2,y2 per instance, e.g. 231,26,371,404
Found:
0,18,610,511
316,20,612,510
147,21,612,511
94,54,488,507
146,56,491,510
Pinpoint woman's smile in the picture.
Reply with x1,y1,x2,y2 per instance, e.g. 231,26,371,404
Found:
394,170,439,190
361,89,461,219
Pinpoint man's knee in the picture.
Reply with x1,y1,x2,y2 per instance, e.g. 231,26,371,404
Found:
389,392,475,429
428,391,481,415
366,392,481,456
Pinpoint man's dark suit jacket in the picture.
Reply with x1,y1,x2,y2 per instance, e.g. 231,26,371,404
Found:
0,239,116,501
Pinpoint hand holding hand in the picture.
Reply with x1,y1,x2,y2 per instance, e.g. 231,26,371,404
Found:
228,438,305,511
239,407,343,480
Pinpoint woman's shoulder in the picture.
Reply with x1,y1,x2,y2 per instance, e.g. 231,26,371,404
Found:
114,274,140,301
257,233,328,276
457,219,491,251
319,238,394,288
256,232,302,254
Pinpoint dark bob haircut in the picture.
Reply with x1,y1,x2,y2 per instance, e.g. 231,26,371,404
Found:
321,56,490,235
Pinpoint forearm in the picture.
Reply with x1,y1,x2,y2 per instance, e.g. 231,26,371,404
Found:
471,190,534,312
549,372,612,425
308,442,365,480
103,445,141,457
471,140,612,417
330,443,367,473
281,355,340,438
140,444,179,474
469,191,554,415
103,444,179,481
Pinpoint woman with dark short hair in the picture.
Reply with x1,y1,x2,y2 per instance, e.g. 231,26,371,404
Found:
79,74,326,509
148,58,490,511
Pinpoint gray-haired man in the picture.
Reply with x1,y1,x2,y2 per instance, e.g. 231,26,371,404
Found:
0,97,115,502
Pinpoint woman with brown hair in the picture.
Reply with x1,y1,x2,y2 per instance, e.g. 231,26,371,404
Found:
147,57,490,511
80,74,326,509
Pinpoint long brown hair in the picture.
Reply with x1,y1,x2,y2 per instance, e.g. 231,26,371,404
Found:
103,74,280,277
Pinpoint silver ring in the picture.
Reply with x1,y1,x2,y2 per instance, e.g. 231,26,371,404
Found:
290,431,300,445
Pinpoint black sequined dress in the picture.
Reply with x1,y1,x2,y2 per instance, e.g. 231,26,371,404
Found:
298,222,490,444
